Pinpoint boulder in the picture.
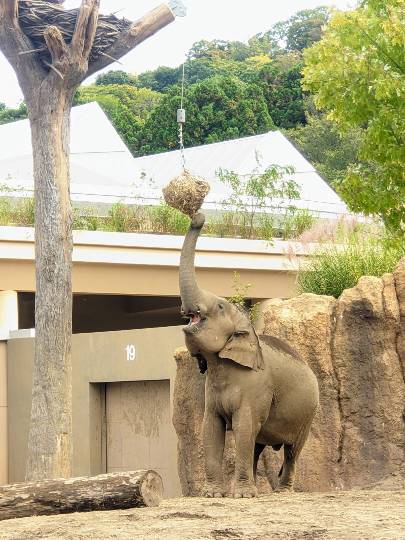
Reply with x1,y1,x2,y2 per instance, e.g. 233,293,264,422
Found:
394,257,405,377
332,274,404,489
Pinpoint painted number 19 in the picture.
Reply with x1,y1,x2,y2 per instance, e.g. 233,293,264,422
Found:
125,344,136,361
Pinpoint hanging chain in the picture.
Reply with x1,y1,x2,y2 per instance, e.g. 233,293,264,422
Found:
178,62,186,171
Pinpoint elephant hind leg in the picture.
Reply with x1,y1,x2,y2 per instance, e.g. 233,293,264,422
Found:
279,408,316,491
253,443,266,483
278,444,296,491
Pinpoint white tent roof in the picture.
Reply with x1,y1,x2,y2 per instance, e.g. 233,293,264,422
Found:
132,131,349,218
0,102,139,199
0,102,348,218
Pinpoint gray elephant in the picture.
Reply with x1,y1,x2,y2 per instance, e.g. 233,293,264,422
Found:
179,213,319,498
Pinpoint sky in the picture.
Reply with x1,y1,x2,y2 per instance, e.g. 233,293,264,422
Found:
0,0,355,107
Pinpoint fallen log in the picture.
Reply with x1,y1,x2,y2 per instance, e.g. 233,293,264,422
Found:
0,470,163,521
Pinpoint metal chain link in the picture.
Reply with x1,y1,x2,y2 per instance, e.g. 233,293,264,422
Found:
178,62,186,171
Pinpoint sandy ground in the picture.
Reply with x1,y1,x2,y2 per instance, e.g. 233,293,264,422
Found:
1,490,404,540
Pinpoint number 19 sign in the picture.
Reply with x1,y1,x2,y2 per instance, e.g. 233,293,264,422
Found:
125,344,136,362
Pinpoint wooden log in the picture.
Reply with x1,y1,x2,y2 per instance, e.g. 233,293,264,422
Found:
0,470,163,521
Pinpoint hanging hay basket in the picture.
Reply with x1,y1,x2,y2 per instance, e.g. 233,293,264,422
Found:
18,1,131,70
163,170,210,218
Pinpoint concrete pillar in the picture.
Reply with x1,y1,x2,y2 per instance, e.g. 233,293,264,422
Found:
0,290,18,485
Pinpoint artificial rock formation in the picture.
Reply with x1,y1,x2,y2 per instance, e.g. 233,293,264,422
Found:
172,258,405,494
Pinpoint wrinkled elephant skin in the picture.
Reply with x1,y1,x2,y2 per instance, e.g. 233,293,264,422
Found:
179,213,319,497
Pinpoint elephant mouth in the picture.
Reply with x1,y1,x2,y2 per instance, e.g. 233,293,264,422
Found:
189,312,202,325
183,311,205,334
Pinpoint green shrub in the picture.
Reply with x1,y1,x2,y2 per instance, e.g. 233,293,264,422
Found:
298,237,404,298
227,272,259,324
73,208,103,231
0,198,12,225
205,212,242,238
257,214,275,241
13,198,35,226
107,203,145,232
282,208,316,240
149,203,190,235
0,197,35,226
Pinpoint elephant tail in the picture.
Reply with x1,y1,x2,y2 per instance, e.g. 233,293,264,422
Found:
278,463,283,478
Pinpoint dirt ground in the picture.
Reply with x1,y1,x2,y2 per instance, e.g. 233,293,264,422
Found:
1,490,404,540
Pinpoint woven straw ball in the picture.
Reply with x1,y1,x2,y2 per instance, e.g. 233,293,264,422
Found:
163,171,210,218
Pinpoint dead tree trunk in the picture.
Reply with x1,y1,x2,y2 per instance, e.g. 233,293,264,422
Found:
26,88,75,480
0,470,164,521
0,0,181,481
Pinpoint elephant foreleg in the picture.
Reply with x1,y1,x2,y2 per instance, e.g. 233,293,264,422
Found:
202,408,226,497
232,407,260,498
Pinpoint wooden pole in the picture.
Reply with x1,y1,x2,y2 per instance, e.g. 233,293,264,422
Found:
0,470,164,521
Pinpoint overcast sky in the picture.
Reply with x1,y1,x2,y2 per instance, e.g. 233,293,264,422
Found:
0,0,355,106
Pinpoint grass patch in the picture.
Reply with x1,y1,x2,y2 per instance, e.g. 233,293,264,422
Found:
0,195,321,241
297,234,404,298
282,208,316,240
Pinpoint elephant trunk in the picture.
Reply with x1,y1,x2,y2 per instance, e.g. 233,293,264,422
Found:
179,212,205,314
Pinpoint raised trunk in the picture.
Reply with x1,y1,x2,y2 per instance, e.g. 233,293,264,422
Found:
179,213,205,312
25,89,74,481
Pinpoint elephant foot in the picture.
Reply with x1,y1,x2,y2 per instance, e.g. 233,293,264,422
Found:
277,483,294,493
202,483,225,498
233,483,258,499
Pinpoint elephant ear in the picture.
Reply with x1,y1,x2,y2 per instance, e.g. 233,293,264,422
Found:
218,308,264,371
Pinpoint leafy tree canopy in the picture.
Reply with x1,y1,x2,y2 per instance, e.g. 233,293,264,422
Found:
252,6,330,53
95,70,137,86
187,39,255,62
287,108,363,186
75,84,162,154
303,0,405,234
137,75,274,155
0,101,27,124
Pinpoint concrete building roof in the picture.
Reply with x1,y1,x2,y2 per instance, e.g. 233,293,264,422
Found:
0,101,348,218
0,225,310,300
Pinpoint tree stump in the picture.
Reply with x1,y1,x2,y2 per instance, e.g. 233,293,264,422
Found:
0,470,163,521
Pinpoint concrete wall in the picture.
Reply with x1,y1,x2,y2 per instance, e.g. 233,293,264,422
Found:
0,291,18,485
7,326,184,496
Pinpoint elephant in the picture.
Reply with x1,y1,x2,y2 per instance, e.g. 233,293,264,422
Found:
179,212,319,498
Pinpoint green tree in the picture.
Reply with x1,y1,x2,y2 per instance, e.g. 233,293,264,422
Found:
95,69,137,86
218,161,300,238
138,75,274,155
257,61,305,128
287,111,363,186
187,39,254,62
303,0,405,235
0,101,27,124
75,84,162,153
272,7,330,51
137,65,182,93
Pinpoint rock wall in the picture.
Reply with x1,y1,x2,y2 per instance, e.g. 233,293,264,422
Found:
172,258,405,494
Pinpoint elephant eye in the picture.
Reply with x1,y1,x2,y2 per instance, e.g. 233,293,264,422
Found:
218,304,224,310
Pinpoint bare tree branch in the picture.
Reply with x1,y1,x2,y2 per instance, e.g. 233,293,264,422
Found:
0,0,18,21
86,3,175,78
44,26,68,64
0,0,45,94
71,0,99,58
82,0,100,59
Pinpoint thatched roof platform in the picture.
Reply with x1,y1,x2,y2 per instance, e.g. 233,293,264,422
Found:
18,1,131,69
